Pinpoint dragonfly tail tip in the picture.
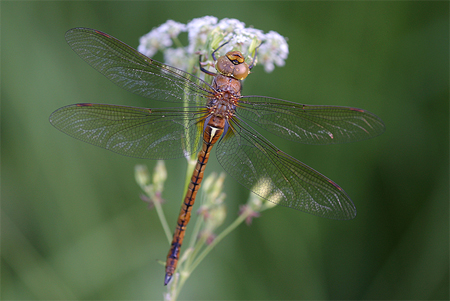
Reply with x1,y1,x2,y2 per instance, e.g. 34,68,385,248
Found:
164,273,172,286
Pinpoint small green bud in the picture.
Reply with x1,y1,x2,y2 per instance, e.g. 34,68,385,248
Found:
135,164,151,187
153,160,167,192
210,30,225,51
210,172,226,202
206,200,227,230
248,193,263,211
202,172,217,195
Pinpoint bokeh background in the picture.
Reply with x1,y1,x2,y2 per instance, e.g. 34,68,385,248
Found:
2,1,448,300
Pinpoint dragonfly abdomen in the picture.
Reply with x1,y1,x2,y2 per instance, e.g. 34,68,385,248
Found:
164,120,225,285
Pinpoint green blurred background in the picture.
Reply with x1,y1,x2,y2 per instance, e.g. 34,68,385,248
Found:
2,1,448,300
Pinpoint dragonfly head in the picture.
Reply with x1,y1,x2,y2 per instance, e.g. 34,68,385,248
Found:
215,51,250,80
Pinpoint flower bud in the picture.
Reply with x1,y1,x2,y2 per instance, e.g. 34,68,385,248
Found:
153,160,167,193
135,164,150,187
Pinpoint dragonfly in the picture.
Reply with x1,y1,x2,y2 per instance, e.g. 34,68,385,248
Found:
50,28,385,285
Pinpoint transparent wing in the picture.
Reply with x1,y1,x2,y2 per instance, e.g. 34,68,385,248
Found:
216,118,356,220
49,103,206,159
237,96,385,144
65,28,214,104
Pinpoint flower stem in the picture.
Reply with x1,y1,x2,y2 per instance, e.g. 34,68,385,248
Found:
187,206,205,253
153,198,172,244
187,210,249,275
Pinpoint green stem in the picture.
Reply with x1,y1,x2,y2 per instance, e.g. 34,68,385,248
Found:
185,228,208,269
187,210,249,275
187,206,205,251
153,198,172,244
138,179,172,244
172,36,184,49
171,275,184,301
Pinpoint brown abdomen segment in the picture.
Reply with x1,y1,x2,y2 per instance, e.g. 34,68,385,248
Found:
164,123,223,285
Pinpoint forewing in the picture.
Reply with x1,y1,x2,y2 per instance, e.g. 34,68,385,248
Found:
49,103,205,159
237,96,385,144
216,118,356,220
65,28,214,104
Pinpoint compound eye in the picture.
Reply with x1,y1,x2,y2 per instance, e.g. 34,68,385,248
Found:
216,55,234,76
232,63,249,80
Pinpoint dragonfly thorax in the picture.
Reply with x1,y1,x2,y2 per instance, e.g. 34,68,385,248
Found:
207,96,237,119
208,73,240,120
211,74,242,96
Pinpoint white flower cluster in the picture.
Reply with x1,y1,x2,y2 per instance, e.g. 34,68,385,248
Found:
138,16,289,73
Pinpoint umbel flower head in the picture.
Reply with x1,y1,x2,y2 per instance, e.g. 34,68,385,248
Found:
138,16,289,74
